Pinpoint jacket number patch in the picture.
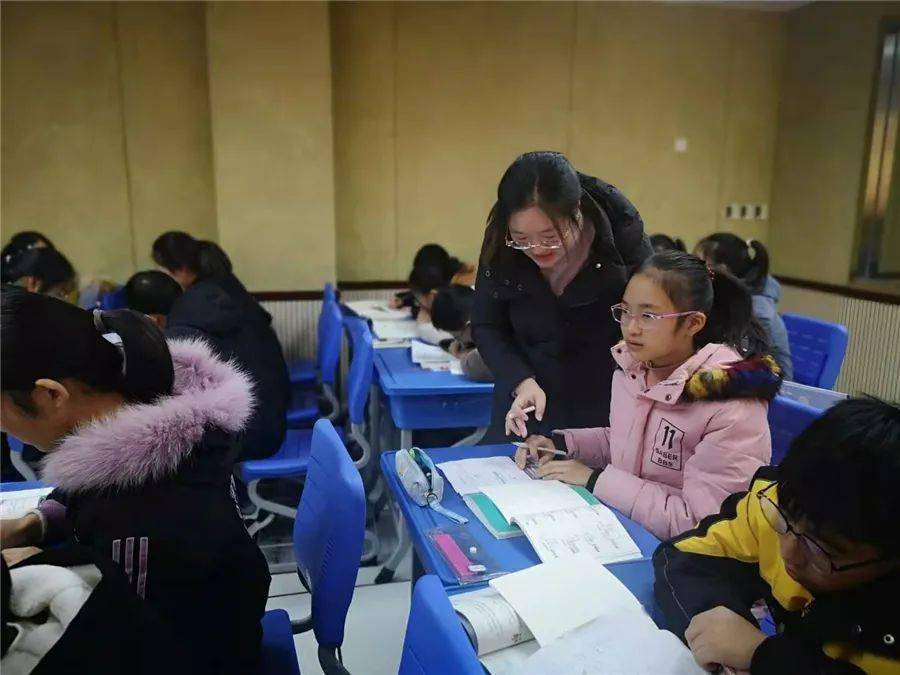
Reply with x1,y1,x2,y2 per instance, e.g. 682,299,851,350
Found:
651,418,684,471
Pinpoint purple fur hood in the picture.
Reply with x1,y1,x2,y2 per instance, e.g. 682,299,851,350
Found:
41,338,254,493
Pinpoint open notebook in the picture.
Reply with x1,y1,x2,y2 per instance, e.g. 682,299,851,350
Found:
438,457,642,565
0,487,53,519
450,555,704,675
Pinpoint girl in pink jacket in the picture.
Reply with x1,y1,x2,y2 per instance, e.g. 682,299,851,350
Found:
513,250,782,540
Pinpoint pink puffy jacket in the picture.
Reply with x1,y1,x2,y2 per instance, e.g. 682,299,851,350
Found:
558,342,780,540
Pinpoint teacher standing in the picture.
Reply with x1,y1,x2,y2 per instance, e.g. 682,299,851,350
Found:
472,151,651,442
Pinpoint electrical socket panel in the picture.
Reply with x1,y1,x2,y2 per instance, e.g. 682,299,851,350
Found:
724,203,769,221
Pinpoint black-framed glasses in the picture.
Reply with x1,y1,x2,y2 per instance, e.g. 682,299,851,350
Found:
756,482,884,573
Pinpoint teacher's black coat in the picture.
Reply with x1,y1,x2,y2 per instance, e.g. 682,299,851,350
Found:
472,175,651,443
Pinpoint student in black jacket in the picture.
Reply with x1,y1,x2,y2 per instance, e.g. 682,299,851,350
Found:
653,398,900,675
0,289,270,674
152,232,290,461
472,151,652,442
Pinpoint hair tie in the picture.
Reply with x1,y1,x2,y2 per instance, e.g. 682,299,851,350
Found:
706,263,716,280
93,309,127,377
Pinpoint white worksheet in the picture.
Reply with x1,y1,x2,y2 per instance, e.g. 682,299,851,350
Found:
489,554,642,647
345,300,411,321
371,320,419,341
520,610,705,675
480,480,586,523
0,487,53,519
410,339,454,365
516,504,642,565
437,456,533,495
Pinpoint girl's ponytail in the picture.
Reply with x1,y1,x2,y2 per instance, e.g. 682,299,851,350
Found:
95,309,174,404
702,266,768,356
2,287,173,406
745,239,770,290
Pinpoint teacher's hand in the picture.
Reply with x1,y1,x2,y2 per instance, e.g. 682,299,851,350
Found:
505,377,546,438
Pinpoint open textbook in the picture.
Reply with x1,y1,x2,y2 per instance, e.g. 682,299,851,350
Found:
450,556,704,675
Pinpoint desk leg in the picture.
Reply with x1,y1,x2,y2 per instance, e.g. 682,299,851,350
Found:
451,426,488,448
375,508,411,584
368,385,381,455
411,549,425,597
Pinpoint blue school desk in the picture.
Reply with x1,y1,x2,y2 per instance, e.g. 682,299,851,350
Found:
0,480,46,492
372,347,494,451
379,443,662,615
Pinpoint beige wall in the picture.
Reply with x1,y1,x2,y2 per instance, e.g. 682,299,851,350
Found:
206,1,336,291
2,2,135,281
333,2,786,281
768,2,897,285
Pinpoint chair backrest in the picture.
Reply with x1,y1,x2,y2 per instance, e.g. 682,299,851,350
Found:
98,286,127,311
323,282,336,303
782,313,849,389
344,317,374,426
293,419,366,648
768,395,823,465
258,609,302,675
399,576,483,675
317,297,344,386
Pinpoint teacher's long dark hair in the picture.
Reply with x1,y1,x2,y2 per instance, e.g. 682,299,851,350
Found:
480,151,616,267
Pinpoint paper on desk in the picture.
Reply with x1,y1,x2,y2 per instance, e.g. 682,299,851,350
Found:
450,587,533,656
410,339,453,364
480,480,586,524
519,610,705,675
345,300,411,321
0,487,53,519
437,456,533,495
480,641,541,674
489,554,642,647
372,320,419,341
516,504,642,565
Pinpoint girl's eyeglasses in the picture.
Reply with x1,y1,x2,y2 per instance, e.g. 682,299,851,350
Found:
610,303,698,330
505,224,575,251
757,482,885,573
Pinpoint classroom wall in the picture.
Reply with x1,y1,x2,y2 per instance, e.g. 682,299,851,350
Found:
332,1,786,281
2,1,334,290
206,1,336,291
768,2,897,285
1,2,217,281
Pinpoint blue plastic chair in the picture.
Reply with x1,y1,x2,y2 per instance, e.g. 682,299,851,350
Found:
97,286,127,311
287,292,343,428
258,609,301,675
782,313,849,389
6,435,38,482
291,419,366,675
287,283,338,387
398,576,482,675
768,395,824,465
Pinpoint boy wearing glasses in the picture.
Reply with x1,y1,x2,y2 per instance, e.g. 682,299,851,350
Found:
654,397,900,674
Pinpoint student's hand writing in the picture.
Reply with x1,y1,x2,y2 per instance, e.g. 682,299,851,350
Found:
514,435,558,469
448,340,464,358
685,606,766,672
505,378,546,437
536,459,593,487
2,546,42,567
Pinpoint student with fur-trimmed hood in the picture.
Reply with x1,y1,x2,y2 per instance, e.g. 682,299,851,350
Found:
0,287,270,674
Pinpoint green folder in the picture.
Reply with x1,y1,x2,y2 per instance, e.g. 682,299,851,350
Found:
463,486,599,539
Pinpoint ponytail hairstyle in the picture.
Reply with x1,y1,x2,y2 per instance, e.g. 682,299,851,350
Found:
1,231,55,283
152,231,201,275
649,233,686,254
637,251,768,356
1,286,174,411
5,248,76,296
695,233,770,292
197,240,233,280
480,151,614,267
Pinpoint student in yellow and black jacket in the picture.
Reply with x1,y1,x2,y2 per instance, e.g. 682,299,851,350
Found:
654,398,900,675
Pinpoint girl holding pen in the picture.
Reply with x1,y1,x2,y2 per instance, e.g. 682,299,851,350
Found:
512,251,781,540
